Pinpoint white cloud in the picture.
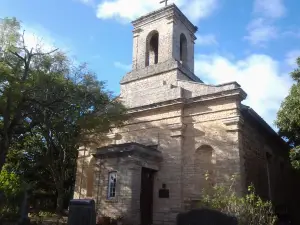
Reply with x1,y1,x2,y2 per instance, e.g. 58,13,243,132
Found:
254,0,286,19
244,18,277,46
196,34,218,46
79,0,93,4
114,61,131,71
282,29,300,39
22,24,71,53
181,0,218,22
96,0,218,23
195,53,293,126
245,0,286,47
285,50,300,68
23,29,55,52
77,0,95,6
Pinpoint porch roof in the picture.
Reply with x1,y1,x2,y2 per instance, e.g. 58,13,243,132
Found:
92,142,163,160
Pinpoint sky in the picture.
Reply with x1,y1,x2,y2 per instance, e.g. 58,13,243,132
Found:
1,0,300,128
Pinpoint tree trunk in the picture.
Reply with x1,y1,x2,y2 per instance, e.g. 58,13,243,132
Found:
0,141,8,172
56,187,65,214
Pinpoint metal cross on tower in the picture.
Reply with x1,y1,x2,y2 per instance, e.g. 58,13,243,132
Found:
160,0,169,7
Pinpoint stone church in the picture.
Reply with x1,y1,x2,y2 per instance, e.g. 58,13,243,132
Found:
74,3,298,225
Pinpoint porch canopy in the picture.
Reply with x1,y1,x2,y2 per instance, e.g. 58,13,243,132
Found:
92,142,163,162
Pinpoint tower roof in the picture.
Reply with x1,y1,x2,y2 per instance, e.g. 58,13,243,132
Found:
132,4,198,34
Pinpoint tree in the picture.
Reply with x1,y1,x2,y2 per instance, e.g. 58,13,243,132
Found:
1,17,128,213
44,69,127,212
4,133,56,196
0,168,25,219
25,54,127,212
0,17,58,171
275,57,300,169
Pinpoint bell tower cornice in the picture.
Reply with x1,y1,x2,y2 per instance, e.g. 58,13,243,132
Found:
132,4,198,36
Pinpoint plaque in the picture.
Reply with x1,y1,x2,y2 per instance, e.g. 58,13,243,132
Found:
159,184,169,198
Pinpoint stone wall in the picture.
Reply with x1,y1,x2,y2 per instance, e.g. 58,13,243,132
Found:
74,147,94,200
241,111,292,205
94,156,141,224
240,113,300,223
120,70,183,109
113,107,184,225
182,98,243,202
74,83,246,225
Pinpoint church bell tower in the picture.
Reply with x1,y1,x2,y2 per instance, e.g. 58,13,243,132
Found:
120,3,202,108
130,3,198,73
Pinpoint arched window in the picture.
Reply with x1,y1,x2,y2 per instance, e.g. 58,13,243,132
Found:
194,145,215,193
145,31,159,66
180,33,187,66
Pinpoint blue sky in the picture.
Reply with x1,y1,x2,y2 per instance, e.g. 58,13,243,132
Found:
1,0,300,127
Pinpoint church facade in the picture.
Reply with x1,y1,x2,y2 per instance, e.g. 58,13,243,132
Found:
74,4,297,225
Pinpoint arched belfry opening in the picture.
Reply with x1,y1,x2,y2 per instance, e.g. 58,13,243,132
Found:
194,145,215,193
180,33,187,66
145,31,159,66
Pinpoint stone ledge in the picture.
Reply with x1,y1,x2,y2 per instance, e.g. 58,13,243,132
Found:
126,88,244,114
120,59,202,84
168,123,186,137
223,116,244,132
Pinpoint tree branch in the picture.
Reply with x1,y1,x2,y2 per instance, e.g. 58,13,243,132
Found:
32,48,59,57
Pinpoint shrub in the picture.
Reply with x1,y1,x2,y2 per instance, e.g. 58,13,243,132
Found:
198,174,277,225
0,168,25,220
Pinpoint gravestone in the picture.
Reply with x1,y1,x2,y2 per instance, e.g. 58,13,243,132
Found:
68,199,96,225
177,208,238,225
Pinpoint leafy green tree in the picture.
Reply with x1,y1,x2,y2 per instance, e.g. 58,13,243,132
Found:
5,133,56,196
275,57,300,169
0,168,25,219
1,17,128,213
29,61,127,212
0,17,58,171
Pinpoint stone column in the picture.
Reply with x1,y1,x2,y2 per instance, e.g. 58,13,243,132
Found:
223,116,245,195
168,123,186,223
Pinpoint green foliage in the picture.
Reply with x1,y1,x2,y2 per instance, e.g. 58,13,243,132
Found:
0,168,24,219
275,57,300,170
0,17,20,52
0,16,128,213
0,168,22,196
29,211,65,225
290,146,300,170
199,175,276,225
5,134,56,195
290,57,300,82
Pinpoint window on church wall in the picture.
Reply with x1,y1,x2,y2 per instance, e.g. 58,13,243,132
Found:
180,33,187,66
145,31,159,66
107,171,117,199
194,145,214,192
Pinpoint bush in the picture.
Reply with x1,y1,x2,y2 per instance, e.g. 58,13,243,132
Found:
198,175,277,225
0,168,25,220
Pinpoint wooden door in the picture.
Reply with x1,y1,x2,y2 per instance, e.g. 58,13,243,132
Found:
140,168,155,225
